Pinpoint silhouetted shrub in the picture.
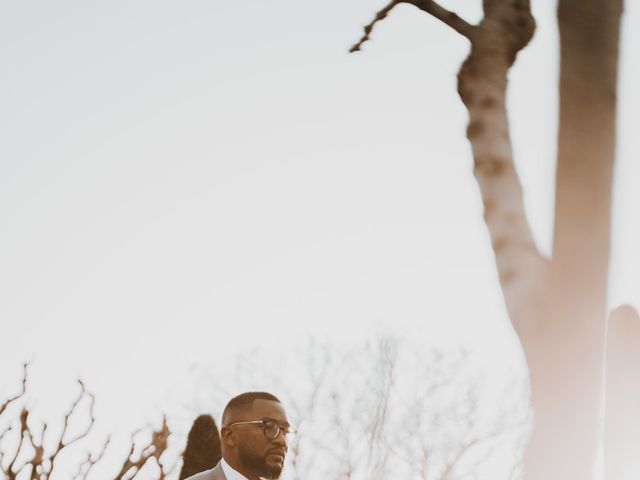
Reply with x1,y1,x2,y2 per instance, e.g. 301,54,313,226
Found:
179,414,222,479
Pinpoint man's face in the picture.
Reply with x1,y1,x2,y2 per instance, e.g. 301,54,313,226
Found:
233,399,290,480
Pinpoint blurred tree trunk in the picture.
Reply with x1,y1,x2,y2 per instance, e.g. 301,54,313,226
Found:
457,0,622,473
352,0,623,478
522,2,622,478
604,306,640,480
452,1,622,477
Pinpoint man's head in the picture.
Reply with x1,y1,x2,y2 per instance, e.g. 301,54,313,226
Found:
220,392,293,480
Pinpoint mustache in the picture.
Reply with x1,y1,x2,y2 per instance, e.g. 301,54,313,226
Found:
267,448,286,456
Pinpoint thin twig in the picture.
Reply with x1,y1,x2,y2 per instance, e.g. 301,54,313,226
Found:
350,0,400,52
60,381,96,448
350,0,475,52
0,363,28,417
48,380,96,477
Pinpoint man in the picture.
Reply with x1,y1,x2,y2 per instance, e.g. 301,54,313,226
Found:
186,392,296,480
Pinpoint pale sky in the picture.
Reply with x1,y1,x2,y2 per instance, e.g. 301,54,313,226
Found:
1,1,639,478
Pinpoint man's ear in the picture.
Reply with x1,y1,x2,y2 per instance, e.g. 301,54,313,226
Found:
220,426,237,447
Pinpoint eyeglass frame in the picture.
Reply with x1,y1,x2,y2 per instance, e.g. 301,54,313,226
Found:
225,419,297,441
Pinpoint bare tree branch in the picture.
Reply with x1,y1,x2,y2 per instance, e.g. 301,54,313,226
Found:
285,344,330,480
73,436,111,480
10,409,46,480
1,365,177,480
60,381,96,448
0,363,28,418
350,0,400,53
4,409,29,480
350,0,475,52
46,380,96,478
408,0,476,38
114,416,170,480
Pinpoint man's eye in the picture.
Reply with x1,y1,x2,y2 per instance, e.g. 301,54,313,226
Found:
264,421,279,433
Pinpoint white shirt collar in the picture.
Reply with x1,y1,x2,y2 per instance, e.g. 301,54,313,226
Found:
220,458,250,480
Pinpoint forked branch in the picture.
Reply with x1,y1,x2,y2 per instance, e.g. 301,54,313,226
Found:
1,366,174,480
114,417,171,479
350,0,475,52
0,363,28,417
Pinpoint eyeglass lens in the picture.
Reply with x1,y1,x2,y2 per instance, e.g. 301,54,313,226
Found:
264,421,279,438
263,421,295,440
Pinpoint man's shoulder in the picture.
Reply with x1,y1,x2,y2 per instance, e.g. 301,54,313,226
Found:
183,462,225,480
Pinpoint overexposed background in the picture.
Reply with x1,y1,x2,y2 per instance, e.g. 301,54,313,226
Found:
1,0,638,477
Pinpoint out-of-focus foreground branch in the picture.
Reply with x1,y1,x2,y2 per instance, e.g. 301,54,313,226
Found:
0,364,176,480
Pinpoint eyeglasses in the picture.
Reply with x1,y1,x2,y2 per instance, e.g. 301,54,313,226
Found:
226,420,297,441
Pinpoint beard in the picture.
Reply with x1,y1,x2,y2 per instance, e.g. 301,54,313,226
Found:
237,446,284,480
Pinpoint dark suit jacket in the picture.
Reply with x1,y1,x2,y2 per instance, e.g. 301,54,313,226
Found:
184,461,227,480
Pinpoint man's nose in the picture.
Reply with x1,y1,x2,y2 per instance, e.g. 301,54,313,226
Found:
272,430,287,447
